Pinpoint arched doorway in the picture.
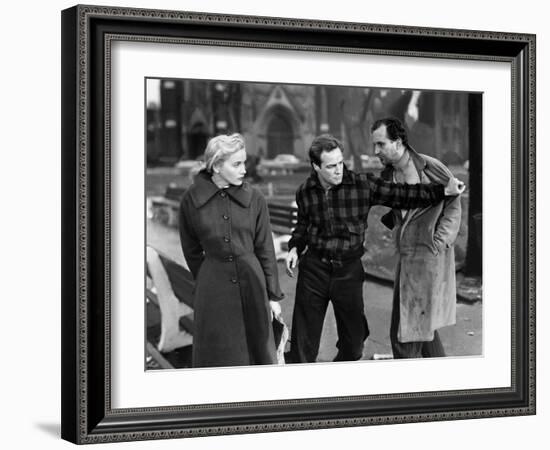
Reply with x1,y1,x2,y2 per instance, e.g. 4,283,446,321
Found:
187,123,208,160
267,113,293,159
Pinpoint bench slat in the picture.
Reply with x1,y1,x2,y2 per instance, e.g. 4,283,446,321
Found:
165,186,186,202
146,286,195,334
268,204,296,213
271,227,292,235
268,204,297,235
270,221,296,230
268,210,296,219
146,342,175,369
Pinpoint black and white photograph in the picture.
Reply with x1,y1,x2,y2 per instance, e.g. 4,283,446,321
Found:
145,78,483,370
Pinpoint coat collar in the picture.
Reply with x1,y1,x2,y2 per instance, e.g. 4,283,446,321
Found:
380,146,427,180
188,170,253,208
304,163,355,190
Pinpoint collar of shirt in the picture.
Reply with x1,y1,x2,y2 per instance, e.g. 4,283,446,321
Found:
188,170,252,208
380,146,428,181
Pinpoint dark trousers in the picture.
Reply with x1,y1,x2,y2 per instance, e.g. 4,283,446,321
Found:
390,278,445,359
287,252,369,363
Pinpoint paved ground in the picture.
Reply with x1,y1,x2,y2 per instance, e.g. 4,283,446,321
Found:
147,219,482,363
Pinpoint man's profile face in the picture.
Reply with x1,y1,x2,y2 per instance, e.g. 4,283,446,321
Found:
313,147,344,187
372,124,404,165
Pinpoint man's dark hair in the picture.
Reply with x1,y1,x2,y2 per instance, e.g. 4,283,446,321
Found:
308,134,344,167
371,117,409,148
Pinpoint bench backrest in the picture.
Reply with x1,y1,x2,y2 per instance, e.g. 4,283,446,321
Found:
159,253,195,307
150,185,299,236
267,203,297,235
146,251,195,308
164,186,186,202
146,249,195,336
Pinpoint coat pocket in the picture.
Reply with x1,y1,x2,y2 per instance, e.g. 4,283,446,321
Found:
400,219,439,255
433,235,452,254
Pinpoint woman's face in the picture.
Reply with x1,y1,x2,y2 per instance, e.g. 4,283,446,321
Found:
214,149,247,186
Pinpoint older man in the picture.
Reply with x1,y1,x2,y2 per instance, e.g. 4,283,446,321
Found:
285,134,464,363
371,117,462,358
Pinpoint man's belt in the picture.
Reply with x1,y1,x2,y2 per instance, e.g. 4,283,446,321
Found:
306,247,364,265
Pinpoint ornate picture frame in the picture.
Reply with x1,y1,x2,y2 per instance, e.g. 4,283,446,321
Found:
61,4,535,444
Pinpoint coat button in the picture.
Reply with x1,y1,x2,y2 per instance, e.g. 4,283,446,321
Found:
227,255,234,262
231,278,238,284
220,191,226,197
224,237,230,243
222,214,229,220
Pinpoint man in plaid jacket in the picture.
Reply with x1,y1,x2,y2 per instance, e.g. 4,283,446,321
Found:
285,134,464,363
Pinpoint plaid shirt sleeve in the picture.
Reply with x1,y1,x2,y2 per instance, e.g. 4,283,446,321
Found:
363,173,446,209
287,189,308,255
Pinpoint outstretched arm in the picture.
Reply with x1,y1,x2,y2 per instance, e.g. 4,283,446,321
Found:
364,173,464,209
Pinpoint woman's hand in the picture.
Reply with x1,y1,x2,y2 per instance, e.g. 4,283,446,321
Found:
269,300,282,319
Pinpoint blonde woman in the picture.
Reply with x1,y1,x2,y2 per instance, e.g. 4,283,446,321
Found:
179,133,284,367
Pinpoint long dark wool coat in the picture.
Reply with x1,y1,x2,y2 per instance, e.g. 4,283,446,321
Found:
179,171,284,368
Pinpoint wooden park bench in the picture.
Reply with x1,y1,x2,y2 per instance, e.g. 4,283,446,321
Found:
146,246,194,369
148,185,186,228
267,202,297,259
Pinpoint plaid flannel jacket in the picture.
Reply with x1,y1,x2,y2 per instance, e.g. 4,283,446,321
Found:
287,166,445,260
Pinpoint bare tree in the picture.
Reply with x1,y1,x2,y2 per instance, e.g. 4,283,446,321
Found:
339,88,375,170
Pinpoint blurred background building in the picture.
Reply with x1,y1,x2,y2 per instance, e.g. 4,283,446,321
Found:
146,78,473,171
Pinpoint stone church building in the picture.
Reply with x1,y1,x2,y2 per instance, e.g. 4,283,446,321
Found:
146,78,474,168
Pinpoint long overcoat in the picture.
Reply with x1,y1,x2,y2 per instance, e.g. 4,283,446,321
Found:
381,150,461,342
179,171,284,367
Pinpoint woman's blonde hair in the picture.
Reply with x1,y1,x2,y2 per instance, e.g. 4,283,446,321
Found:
204,133,246,173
